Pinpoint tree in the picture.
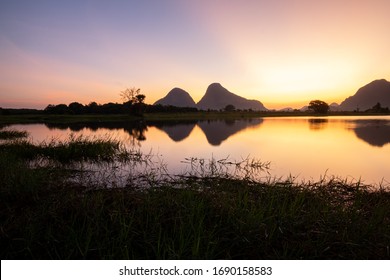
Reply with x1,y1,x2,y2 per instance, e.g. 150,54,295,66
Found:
366,102,389,113
224,104,236,112
68,102,85,114
308,100,329,114
120,88,142,104
120,87,146,116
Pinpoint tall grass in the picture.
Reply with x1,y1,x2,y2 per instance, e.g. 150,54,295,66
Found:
0,131,389,259
0,129,28,140
0,134,121,163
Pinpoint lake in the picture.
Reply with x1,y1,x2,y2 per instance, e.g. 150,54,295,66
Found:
7,116,390,185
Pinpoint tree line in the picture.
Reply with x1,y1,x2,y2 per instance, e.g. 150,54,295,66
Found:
42,102,198,115
0,88,198,116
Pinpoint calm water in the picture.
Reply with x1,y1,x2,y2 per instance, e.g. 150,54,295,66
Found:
7,116,390,185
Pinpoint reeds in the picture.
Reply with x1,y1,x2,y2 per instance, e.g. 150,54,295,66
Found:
0,129,28,140
0,134,121,163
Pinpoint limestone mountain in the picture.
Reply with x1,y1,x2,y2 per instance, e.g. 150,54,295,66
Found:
339,79,390,111
196,83,267,111
154,87,196,108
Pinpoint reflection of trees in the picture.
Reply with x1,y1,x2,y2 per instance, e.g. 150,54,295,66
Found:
45,121,148,146
351,120,390,147
123,122,147,146
44,118,264,147
308,118,328,130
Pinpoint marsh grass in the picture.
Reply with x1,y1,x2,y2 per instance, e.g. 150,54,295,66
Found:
0,129,28,140
0,134,122,163
0,132,389,259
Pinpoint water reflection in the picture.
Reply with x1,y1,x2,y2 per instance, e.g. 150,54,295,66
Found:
152,121,196,142
197,119,263,145
8,116,390,184
44,118,264,146
153,119,263,145
349,119,390,147
42,117,390,148
45,121,148,143
308,118,328,130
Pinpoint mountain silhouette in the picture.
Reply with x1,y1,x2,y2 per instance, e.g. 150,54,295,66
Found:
329,102,340,111
197,83,267,111
339,79,390,111
154,87,196,107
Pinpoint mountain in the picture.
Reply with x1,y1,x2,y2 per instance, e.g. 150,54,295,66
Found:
300,105,309,111
329,102,340,111
279,107,294,112
339,79,390,111
154,87,196,107
196,83,267,111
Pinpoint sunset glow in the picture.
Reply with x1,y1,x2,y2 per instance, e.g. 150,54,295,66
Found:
1,0,390,109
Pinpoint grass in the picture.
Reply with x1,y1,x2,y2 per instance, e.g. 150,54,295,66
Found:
0,134,122,163
0,131,389,259
0,129,28,140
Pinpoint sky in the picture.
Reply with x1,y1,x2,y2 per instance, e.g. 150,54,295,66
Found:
1,0,390,110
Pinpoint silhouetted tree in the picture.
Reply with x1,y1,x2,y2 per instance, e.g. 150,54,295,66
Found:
366,102,389,113
224,104,236,112
308,100,329,114
120,87,146,116
86,102,99,114
68,102,85,114
44,104,70,114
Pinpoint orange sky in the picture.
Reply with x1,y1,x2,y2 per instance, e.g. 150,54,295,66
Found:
1,0,389,109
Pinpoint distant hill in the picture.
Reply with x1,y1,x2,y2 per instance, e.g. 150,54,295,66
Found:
278,107,294,112
154,88,196,107
300,105,309,111
339,79,390,111
329,102,340,111
197,83,267,111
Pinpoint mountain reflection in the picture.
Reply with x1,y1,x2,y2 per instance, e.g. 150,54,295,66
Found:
153,119,263,145
43,117,389,147
152,121,196,142
350,120,390,147
44,119,263,146
197,119,263,146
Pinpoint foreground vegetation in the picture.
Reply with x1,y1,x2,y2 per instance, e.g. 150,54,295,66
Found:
1,130,389,259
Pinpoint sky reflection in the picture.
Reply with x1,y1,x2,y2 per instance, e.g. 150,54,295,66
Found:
7,116,390,185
